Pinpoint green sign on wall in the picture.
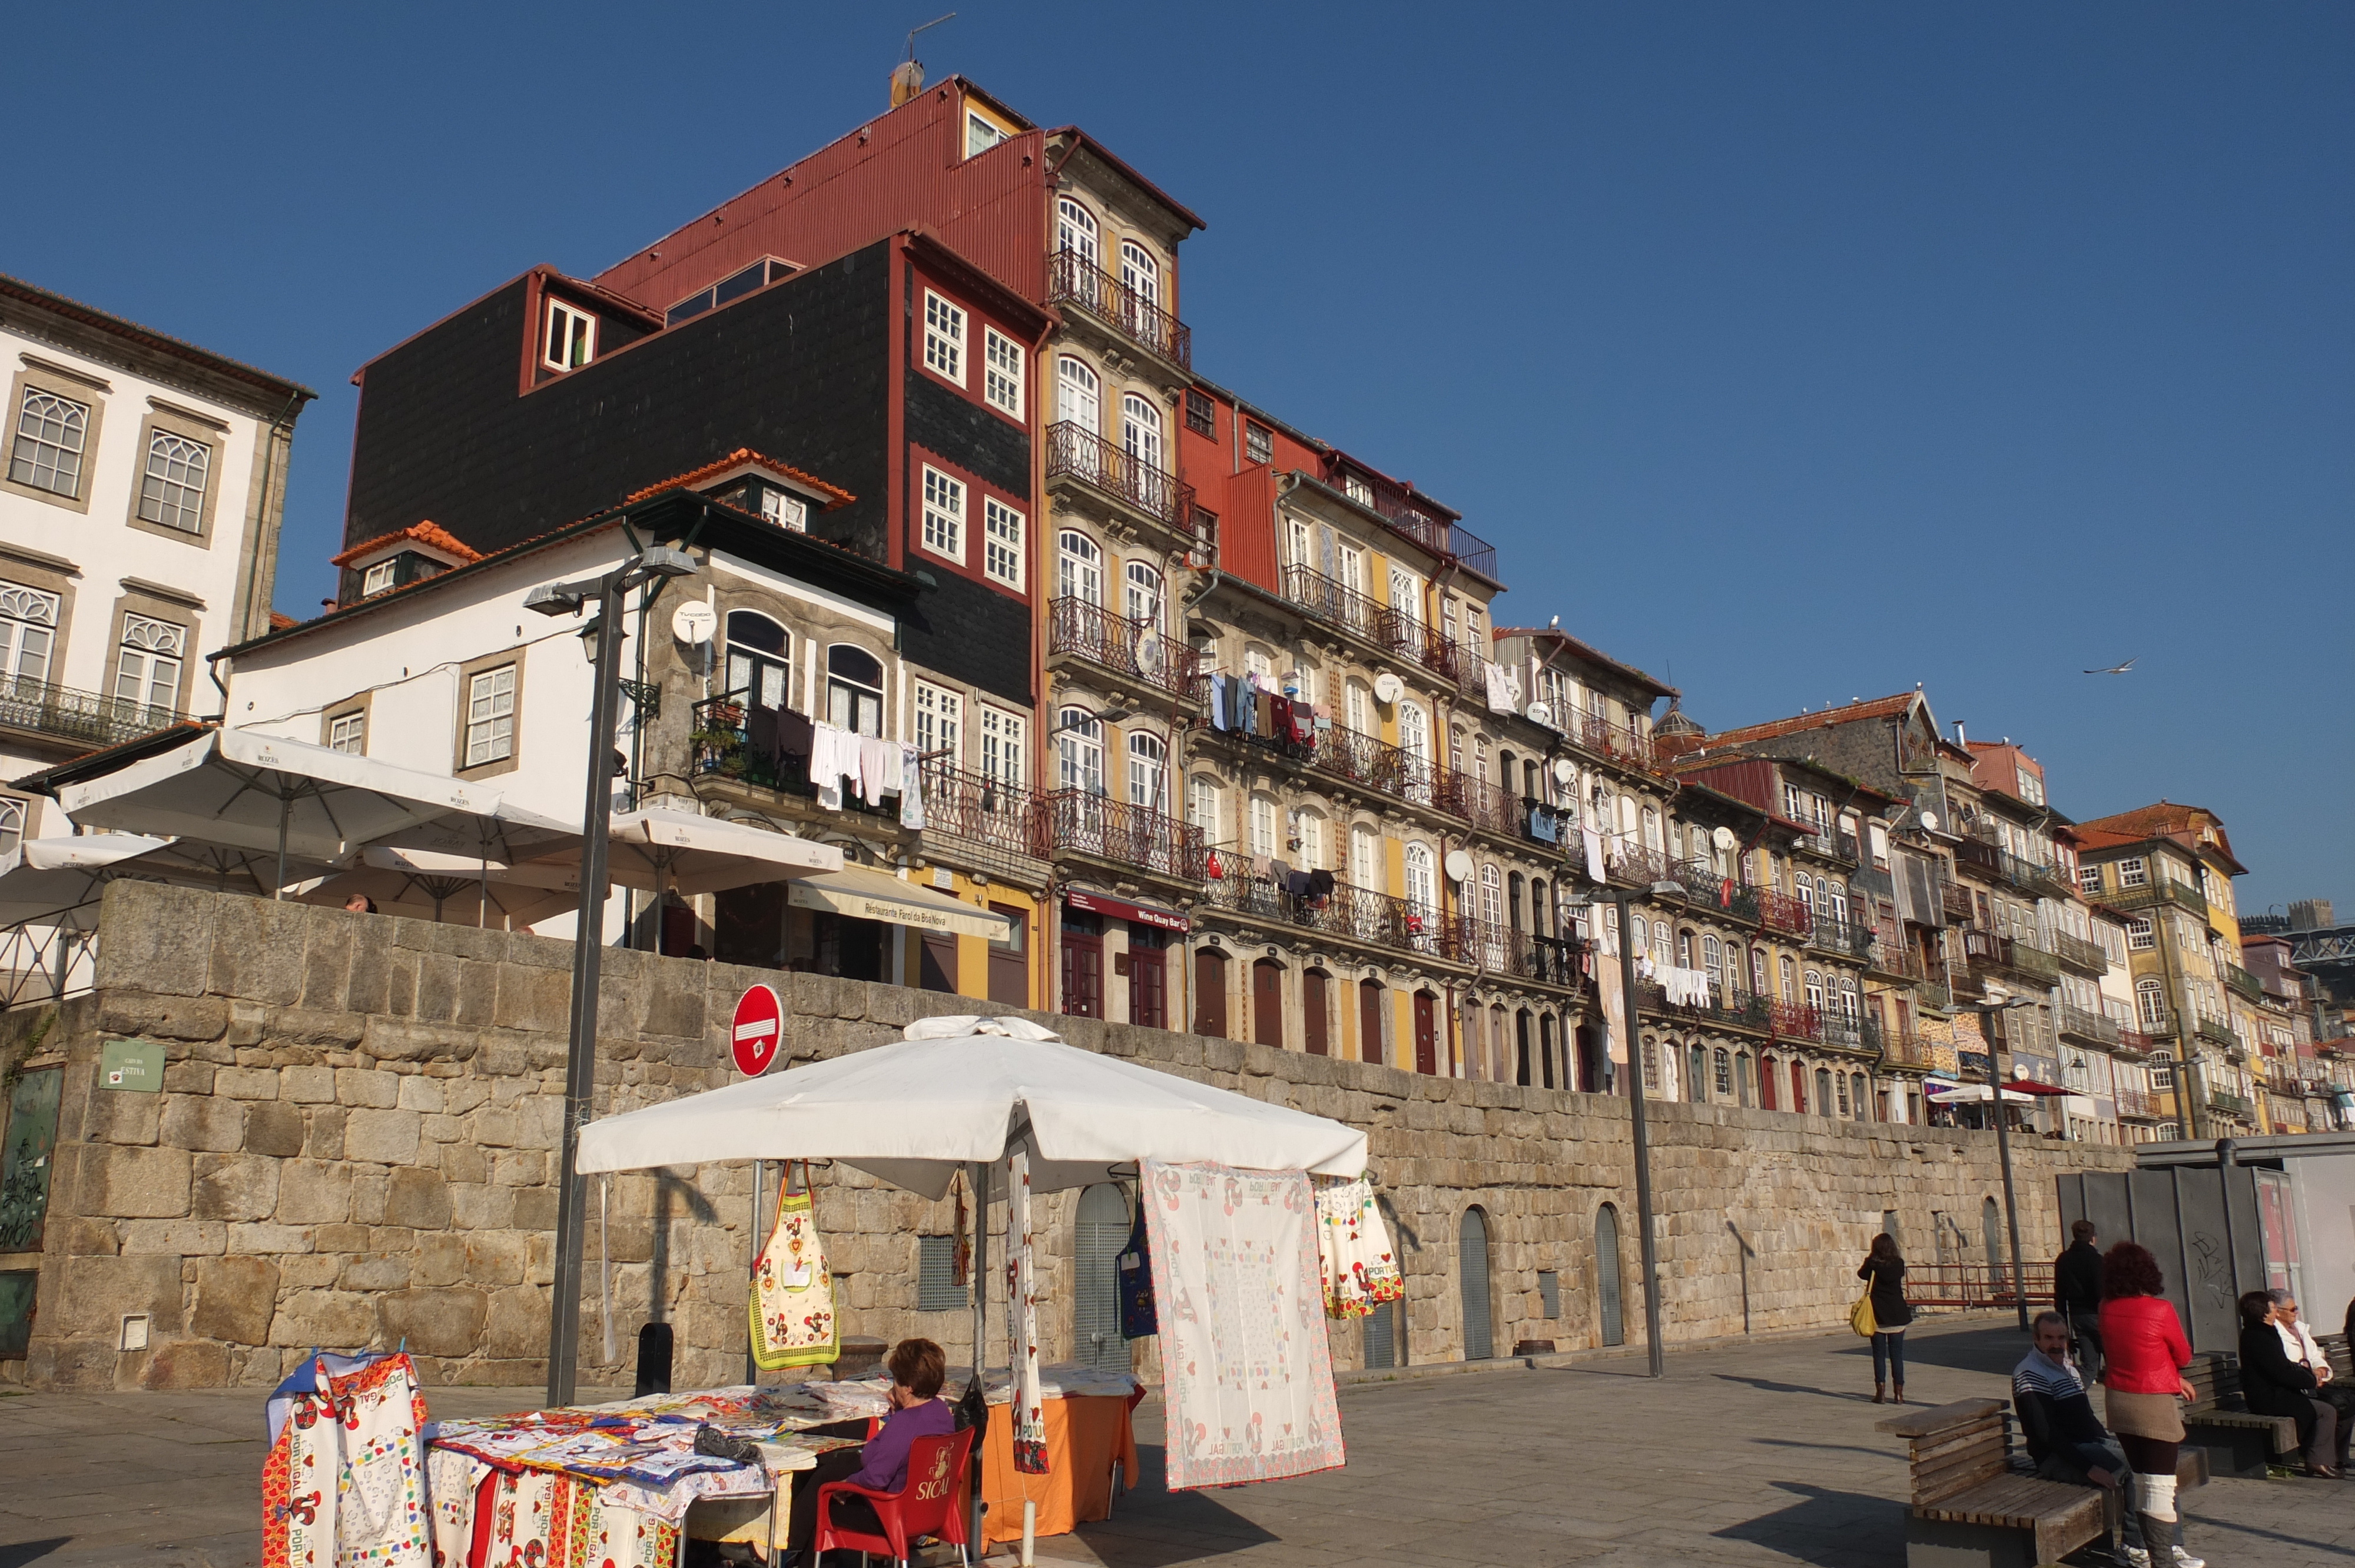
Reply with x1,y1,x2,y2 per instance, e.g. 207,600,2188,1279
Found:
99,1038,165,1094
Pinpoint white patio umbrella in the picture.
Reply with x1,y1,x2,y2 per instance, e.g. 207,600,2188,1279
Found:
294,846,586,928
0,833,333,926
51,727,507,895
587,804,843,895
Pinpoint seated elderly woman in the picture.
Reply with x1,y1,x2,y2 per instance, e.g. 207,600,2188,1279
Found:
780,1337,956,1566
2237,1290,2340,1478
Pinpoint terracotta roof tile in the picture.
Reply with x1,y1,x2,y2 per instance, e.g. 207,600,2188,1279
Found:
1693,693,1918,748
623,448,855,509
330,520,484,570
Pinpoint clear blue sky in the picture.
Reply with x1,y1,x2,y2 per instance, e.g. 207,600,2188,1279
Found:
8,3,2348,915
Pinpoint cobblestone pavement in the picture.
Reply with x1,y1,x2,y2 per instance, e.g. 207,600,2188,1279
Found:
2,1317,2348,1567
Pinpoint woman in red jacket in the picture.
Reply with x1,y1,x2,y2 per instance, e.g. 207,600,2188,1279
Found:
2097,1243,2203,1568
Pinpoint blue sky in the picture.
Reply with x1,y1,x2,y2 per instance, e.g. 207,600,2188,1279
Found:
6,3,2348,913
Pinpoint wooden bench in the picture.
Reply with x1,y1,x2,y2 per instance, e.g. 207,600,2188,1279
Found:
1878,1398,2105,1568
2181,1352,2300,1479
2318,1331,2351,1382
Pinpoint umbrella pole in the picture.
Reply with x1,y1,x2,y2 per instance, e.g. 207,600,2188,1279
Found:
966,1158,988,1561
745,1158,765,1386
273,793,290,899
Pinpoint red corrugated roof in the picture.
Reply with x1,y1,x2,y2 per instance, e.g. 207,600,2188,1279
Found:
329,520,485,570
622,449,855,509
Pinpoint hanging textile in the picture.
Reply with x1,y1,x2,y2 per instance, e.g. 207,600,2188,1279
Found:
1482,661,1517,715
1580,825,1607,884
261,1368,338,1568
1142,1160,1344,1490
898,743,925,829
1117,1195,1157,1340
262,1351,431,1568
1314,1175,1404,1320
857,735,897,806
807,723,851,810
750,1169,838,1370
1208,674,1230,731
1007,1147,1049,1474
470,1467,678,1568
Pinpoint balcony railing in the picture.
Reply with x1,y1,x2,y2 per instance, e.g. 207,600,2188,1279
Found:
1574,713,1659,772
1439,770,1523,838
1758,888,1812,936
1279,561,1388,644
2114,1086,2161,1120
1810,913,1878,959
2192,1015,2235,1049
1670,858,1756,919
2109,879,2208,919
1381,610,1464,682
1044,420,1195,530
1040,790,1204,883
1795,828,1860,865
2206,1089,2254,1120
1881,1028,1936,1070
1309,722,1441,811
1047,596,1200,699
1608,842,1675,888
918,760,1046,862
1768,999,1827,1043
1047,248,1192,368
2052,931,2109,977
1963,929,2059,982
2057,1005,2121,1049
1635,980,1773,1034
2113,1028,2161,1058
690,693,901,822
0,675,188,751
2223,964,2263,1004
1203,873,1451,963
1940,878,1976,922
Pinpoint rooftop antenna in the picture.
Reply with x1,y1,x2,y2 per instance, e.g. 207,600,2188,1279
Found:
891,12,956,106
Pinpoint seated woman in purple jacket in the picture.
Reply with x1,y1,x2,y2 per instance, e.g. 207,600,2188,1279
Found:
782,1337,956,1564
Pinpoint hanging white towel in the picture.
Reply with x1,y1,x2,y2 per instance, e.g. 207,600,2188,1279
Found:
805,722,848,810
857,735,895,806
1482,660,1517,715
897,744,925,829
1581,825,1607,883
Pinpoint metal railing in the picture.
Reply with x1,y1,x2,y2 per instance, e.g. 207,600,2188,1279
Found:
2052,931,2109,976
0,675,188,750
2114,1087,2161,1119
1634,979,1773,1034
1047,596,1200,699
1796,828,1860,864
1380,610,1463,682
1044,420,1195,529
1047,248,1192,367
1768,999,1826,1042
2109,879,2207,919
689,693,901,821
2206,1089,2254,1119
1963,929,2059,982
1202,873,1451,962
1881,1029,1936,1070
1309,721,1441,811
1608,842,1675,888
1758,888,1812,936
1810,913,1877,958
1279,561,1388,643
1438,770,1522,838
1040,790,1204,883
2223,964,2262,1004
2057,1005,2120,1048
1941,879,1976,922
0,917,98,1011
1575,712,1659,771
918,760,1045,861
1903,1263,2055,1310
2193,1015,2235,1049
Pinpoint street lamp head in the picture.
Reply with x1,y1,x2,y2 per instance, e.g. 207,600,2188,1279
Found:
525,583,587,617
1647,879,1684,899
634,545,698,580
578,616,606,665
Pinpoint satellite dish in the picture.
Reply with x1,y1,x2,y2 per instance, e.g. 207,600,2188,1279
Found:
1372,672,1405,705
1918,810,1940,832
1551,758,1577,786
1525,700,1553,727
671,602,717,645
1444,849,1475,883
1711,826,1737,852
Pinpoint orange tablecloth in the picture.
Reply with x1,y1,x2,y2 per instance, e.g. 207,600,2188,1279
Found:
977,1394,1140,1545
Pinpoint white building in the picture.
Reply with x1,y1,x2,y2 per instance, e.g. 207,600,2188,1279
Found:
0,273,311,843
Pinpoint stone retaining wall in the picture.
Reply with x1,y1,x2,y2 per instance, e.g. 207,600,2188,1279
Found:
0,881,2133,1391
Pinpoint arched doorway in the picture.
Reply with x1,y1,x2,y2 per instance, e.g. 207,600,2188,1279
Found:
1252,959,1285,1047
1459,1207,1494,1360
1193,946,1229,1037
1596,1203,1625,1347
1303,968,1331,1055
1359,979,1386,1067
1413,990,1439,1074
1577,1022,1606,1094
1073,1184,1130,1371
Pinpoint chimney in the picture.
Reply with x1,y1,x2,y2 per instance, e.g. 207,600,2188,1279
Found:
890,59,924,107
1953,720,1967,748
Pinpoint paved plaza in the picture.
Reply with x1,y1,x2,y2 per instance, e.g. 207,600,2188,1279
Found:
2,1315,2347,1568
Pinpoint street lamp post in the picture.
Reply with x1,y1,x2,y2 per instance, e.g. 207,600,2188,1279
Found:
1971,991,2038,1334
1565,877,1684,1380
528,546,695,1408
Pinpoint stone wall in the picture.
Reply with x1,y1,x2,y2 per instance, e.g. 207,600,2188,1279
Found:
2,881,2134,1391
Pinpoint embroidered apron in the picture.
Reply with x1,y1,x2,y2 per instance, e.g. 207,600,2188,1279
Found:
1008,1148,1049,1474
749,1168,838,1370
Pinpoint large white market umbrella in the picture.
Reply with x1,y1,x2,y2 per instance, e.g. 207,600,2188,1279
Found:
575,1014,1368,1196
0,833,331,926
294,846,586,928
52,727,507,893
576,804,842,895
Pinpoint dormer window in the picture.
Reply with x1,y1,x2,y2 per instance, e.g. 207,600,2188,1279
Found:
544,298,596,371
967,110,1007,157
761,488,808,532
361,560,397,596
664,258,798,327
350,550,449,600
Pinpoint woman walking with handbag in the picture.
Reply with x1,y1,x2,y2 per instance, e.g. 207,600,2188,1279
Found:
2098,1242,2205,1568
1857,1233,1912,1404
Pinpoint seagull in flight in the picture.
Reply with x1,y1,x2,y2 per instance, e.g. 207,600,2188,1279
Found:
2083,656,2137,675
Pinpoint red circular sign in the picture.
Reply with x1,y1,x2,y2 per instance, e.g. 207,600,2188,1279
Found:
731,984,784,1077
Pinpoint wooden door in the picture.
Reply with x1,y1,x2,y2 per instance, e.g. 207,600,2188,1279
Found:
987,902,1028,1006
1252,959,1284,1048
1193,948,1229,1037
1413,990,1438,1075
1127,927,1167,1029
1359,980,1385,1067
918,932,958,994
1303,969,1330,1055
1062,914,1102,1018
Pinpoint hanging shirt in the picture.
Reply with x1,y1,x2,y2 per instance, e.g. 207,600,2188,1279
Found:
897,743,925,829
807,723,852,811
1209,674,1231,731
1581,825,1607,883
858,736,897,806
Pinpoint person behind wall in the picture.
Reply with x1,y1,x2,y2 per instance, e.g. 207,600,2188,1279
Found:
2098,1242,2205,1568
1857,1233,1911,1405
778,1336,955,1567
343,893,377,913
2238,1289,2344,1478
2054,1218,2106,1380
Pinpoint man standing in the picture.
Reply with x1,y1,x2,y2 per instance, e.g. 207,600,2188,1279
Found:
2054,1218,2105,1380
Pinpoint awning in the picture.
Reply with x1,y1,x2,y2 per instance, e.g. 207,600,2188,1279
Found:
1926,1081,2039,1105
788,865,1010,940
1064,889,1189,933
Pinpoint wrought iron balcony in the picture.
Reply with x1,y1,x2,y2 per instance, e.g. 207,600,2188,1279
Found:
2112,1028,2161,1058
1044,420,1195,530
2223,964,2262,1004
1438,770,1522,839
1308,721,1442,812
2114,1086,2162,1120
1962,929,2059,982
1574,712,1660,772
1381,610,1464,683
2108,879,2207,919
2191,1015,2235,1049
689,692,901,823
1795,828,1860,864
1202,872,1452,964
1758,888,1812,936
1041,790,1204,883
1880,1028,1936,1071
2057,1005,2121,1049
1047,596,1200,699
2206,1089,2254,1120
918,760,1046,862
2052,931,2109,977
1940,878,1976,922
0,675,188,751
1608,842,1676,888
1767,999,1826,1043
1810,913,1877,959
1047,248,1192,368
1278,561,1388,644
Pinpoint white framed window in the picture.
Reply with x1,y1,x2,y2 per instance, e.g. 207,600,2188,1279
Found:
1056,355,1100,433
1343,472,1374,506
1479,864,1502,928
543,298,595,371
327,710,366,755
1121,393,1163,472
914,681,963,762
1187,775,1220,837
115,613,184,712
361,560,397,596
2017,768,2045,806
1296,809,1324,869
2136,979,2169,1030
979,705,1024,788
2126,916,2154,952
1351,825,1381,890
920,466,965,563
825,645,885,737
1124,560,1163,628
1057,706,1103,794
1403,841,1437,916
137,430,211,532
983,327,1024,417
1056,197,1099,269
465,665,517,766
1244,421,1272,466
1057,530,1102,605
1119,240,1159,308
2078,863,2102,896
1336,543,1365,596
1127,731,1165,809
2118,857,2148,888
966,111,1006,157
0,581,59,684
9,390,89,496
983,498,1024,589
0,796,21,859
923,291,966,385
761,489,808,532
1249,794,1278,858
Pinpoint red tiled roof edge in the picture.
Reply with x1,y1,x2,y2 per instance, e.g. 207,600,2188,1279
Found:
623,448,856,509
329,520,486,570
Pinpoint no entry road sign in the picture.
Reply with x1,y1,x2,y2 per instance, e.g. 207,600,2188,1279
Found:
731,983,784,1076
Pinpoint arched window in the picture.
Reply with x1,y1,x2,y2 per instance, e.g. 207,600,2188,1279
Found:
1839,979,1862,1020
1594,1203,1626,1347
1119,239,1158,307
1779,956,1796,1002
1479,864,1502,928
724,610,790,711
1057,706,1103,794
1804,969,1825,1012
1831,881,1850,922
1350,824,1380,889
1124,560,1163,627
1751,947,1769,996
1459,1205,1494,1360
1057,529,1103,605
1056,196,1099,268
2135,976,2168,1029
1760,1054,1779,1109
1346,678,1373,736
1677,929,1694,967
2150,1051,2174,1089
1186,775,1220,836
1249,794,1278,858
1121,392,1163,472
1295,807,1325,869
1790,1059,1808,1112
1056,354,1100,433
1642,806,1663,852
1714,1047,1732,1097
1404,843,1438,950
825,644,883,735
1127,730,1165,809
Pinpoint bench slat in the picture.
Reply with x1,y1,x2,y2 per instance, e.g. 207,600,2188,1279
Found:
1877,1396,2004,1438
1908,1424,2006,1467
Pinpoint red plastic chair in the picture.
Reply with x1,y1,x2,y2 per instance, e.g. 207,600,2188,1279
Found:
814,1426,976,1568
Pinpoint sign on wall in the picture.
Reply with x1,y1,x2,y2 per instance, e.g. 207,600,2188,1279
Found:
99,1039,165,1093
732,984,784,1077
